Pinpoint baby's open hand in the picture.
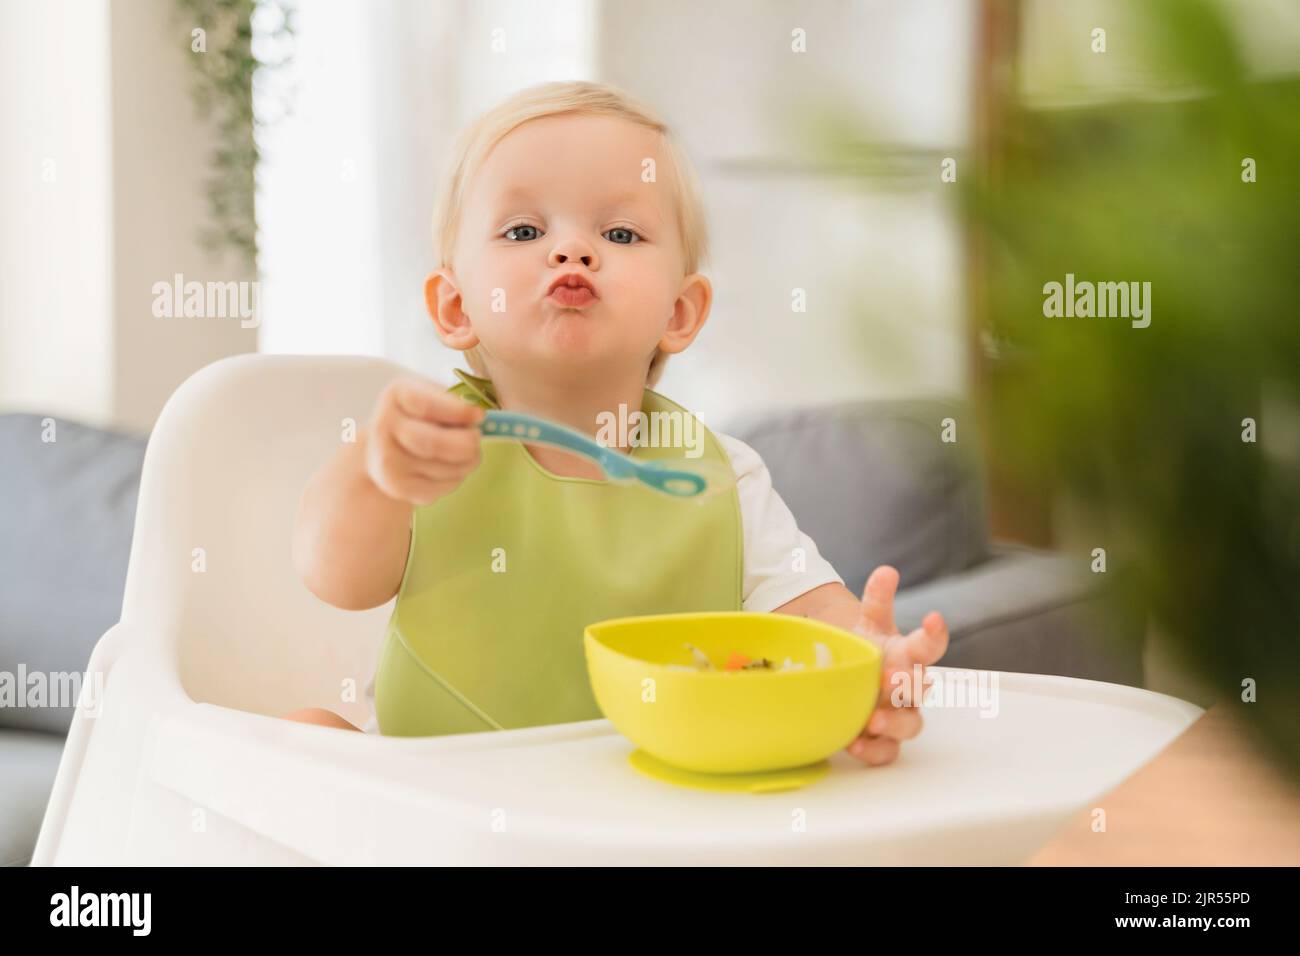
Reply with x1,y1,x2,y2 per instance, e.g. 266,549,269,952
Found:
845,566,949,767
364,378,485,506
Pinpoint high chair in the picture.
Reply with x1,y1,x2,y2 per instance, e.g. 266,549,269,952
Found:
32,355,1203,865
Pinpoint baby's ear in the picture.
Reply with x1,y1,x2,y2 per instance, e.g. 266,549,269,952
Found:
425,270,478,348
660,273,712,353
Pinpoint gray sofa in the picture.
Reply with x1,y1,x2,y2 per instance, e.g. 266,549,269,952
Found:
727,399,1144,682
0,399,1142,866
0,414,147,867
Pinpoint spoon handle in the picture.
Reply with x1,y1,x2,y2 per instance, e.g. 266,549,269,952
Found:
480,410,707,497
480,410,628,475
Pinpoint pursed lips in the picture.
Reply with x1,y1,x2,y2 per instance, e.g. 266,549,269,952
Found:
546,273,599,308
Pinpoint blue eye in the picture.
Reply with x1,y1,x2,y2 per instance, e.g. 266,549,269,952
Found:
504,223,542,241
604,227,640,245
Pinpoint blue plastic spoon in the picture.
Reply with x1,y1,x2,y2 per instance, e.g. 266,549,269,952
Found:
480,409,728,498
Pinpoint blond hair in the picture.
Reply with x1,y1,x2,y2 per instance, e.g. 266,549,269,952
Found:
430,80,709,389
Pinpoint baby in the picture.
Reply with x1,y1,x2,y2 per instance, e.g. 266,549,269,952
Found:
286,81,948,766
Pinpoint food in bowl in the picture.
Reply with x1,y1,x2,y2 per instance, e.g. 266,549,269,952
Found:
667,641,833,672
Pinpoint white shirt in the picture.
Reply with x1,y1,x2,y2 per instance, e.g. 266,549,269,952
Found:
360,430,843,732
713,431,845,611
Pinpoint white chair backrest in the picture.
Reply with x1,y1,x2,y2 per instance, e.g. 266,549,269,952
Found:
122,354,416,723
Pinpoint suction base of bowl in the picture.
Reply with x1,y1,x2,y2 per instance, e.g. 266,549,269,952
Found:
628,749,830,793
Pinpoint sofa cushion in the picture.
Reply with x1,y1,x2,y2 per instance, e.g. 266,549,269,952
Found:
726,398,990,596
0,729,65,866
0,414,145,733
893,545,1146,686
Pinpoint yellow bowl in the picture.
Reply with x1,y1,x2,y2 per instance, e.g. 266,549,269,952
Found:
584,611,882,775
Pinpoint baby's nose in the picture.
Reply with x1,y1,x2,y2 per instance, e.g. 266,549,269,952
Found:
548,237,597,269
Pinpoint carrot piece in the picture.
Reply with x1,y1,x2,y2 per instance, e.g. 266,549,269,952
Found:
725,651,751,671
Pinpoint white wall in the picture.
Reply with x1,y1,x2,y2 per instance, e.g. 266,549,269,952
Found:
599,0,975,422
0,0,115,424
0,0,256,432
110,0,257,430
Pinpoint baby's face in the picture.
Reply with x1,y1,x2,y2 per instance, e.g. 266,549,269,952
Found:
434,113,706,382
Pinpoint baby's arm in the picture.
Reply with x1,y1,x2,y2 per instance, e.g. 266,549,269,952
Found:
292,428,414,610
291,378,484,611
773,581,858,627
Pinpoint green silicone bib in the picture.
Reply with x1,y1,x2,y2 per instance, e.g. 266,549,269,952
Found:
373,369,743,736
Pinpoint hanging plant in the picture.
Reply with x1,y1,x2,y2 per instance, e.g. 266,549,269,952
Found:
176,0,295,270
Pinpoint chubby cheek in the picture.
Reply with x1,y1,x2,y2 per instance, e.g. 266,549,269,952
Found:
465,253,536,319
605,256,678,324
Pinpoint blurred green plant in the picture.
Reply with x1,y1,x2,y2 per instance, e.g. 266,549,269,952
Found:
176,0,295,269
802,0,1300,778
965,0,1300,779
